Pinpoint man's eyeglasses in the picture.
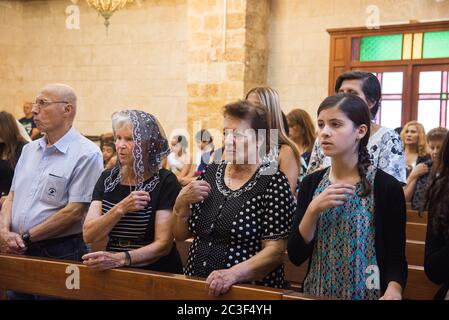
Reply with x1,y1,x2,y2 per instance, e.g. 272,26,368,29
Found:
33,99,69,110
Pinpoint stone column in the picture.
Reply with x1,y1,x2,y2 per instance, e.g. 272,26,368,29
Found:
186,0,269,143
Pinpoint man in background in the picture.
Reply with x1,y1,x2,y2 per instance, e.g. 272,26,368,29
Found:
19,101,40,140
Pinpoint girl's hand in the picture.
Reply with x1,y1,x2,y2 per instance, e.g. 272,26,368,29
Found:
309,183,356,214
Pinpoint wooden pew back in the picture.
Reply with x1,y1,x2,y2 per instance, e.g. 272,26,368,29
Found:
0,254,319,300
403,266,439,300
406,240,425,266
407,222,427,242
176,238,438,300
406,210,428,224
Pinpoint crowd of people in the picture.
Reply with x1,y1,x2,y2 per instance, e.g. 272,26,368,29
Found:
0,71,448,300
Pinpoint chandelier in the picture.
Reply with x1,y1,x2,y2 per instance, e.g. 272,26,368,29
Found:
86,0,134,29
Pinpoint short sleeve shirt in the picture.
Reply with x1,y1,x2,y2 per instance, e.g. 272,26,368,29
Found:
10,127,104,236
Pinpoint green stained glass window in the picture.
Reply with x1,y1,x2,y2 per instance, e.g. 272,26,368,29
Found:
360,34,403,61
423,31,449,59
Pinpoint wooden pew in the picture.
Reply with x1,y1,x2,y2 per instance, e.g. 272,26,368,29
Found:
0,254,320,300
283,254,308,290
407,222,427,242
176,239,436,300
407,210,428,224
406,240,425,266
403,265,439,300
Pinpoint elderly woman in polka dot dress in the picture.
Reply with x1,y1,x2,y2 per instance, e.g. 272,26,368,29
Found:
173,100,296,296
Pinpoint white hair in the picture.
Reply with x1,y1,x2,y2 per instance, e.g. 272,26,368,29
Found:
111,111,133,133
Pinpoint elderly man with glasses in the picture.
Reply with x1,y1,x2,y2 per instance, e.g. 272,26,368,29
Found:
0,84,104,299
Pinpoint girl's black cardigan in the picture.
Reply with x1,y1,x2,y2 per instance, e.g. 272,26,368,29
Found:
288,169,408,294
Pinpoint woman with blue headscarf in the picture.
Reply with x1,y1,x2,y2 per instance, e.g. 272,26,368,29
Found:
82,110,183,273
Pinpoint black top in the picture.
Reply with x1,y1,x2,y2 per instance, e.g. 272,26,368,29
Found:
18,117,36,136
0,141,26,195
287,169,408,294
185,162,296,288
92,168,183,273
424,213,449,300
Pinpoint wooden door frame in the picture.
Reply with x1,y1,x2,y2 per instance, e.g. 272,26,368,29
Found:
352,66,410,126
328,20,449,126
412,64,449,124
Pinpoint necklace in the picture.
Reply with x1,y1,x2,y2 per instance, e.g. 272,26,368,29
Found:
216,161,269,198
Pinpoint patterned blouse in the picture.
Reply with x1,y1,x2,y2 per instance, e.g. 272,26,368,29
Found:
307,126,406,184
303,167,381,300
185,161,296,288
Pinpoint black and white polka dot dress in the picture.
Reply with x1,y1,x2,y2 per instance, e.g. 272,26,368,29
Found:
184,161,296,288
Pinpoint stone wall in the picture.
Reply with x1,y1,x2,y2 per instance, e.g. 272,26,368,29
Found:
186,0,269,146
0,1,23,115
1,0,187,137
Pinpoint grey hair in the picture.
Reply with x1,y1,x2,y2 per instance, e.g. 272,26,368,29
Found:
105,110,169,193
111,111,133,133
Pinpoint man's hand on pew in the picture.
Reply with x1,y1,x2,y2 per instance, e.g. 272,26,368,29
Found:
205,269,238,297
0,230,26,254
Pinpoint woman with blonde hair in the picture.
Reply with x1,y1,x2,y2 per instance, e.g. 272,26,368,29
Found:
246,87,300,194
400,121,429,178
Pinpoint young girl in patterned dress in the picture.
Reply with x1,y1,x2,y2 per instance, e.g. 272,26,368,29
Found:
307,72,406,185
288,93,407,300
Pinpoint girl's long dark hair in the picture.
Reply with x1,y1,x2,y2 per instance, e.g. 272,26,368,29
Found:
425,132,449,240
317,93,372,196
0,111,26,168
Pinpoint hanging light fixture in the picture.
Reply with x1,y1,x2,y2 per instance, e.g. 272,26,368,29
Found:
86,0,134,29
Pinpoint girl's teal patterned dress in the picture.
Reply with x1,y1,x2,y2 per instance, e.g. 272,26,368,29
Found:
303,167,381,300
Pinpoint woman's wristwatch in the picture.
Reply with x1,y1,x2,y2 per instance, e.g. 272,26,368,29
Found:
123,251,132,267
